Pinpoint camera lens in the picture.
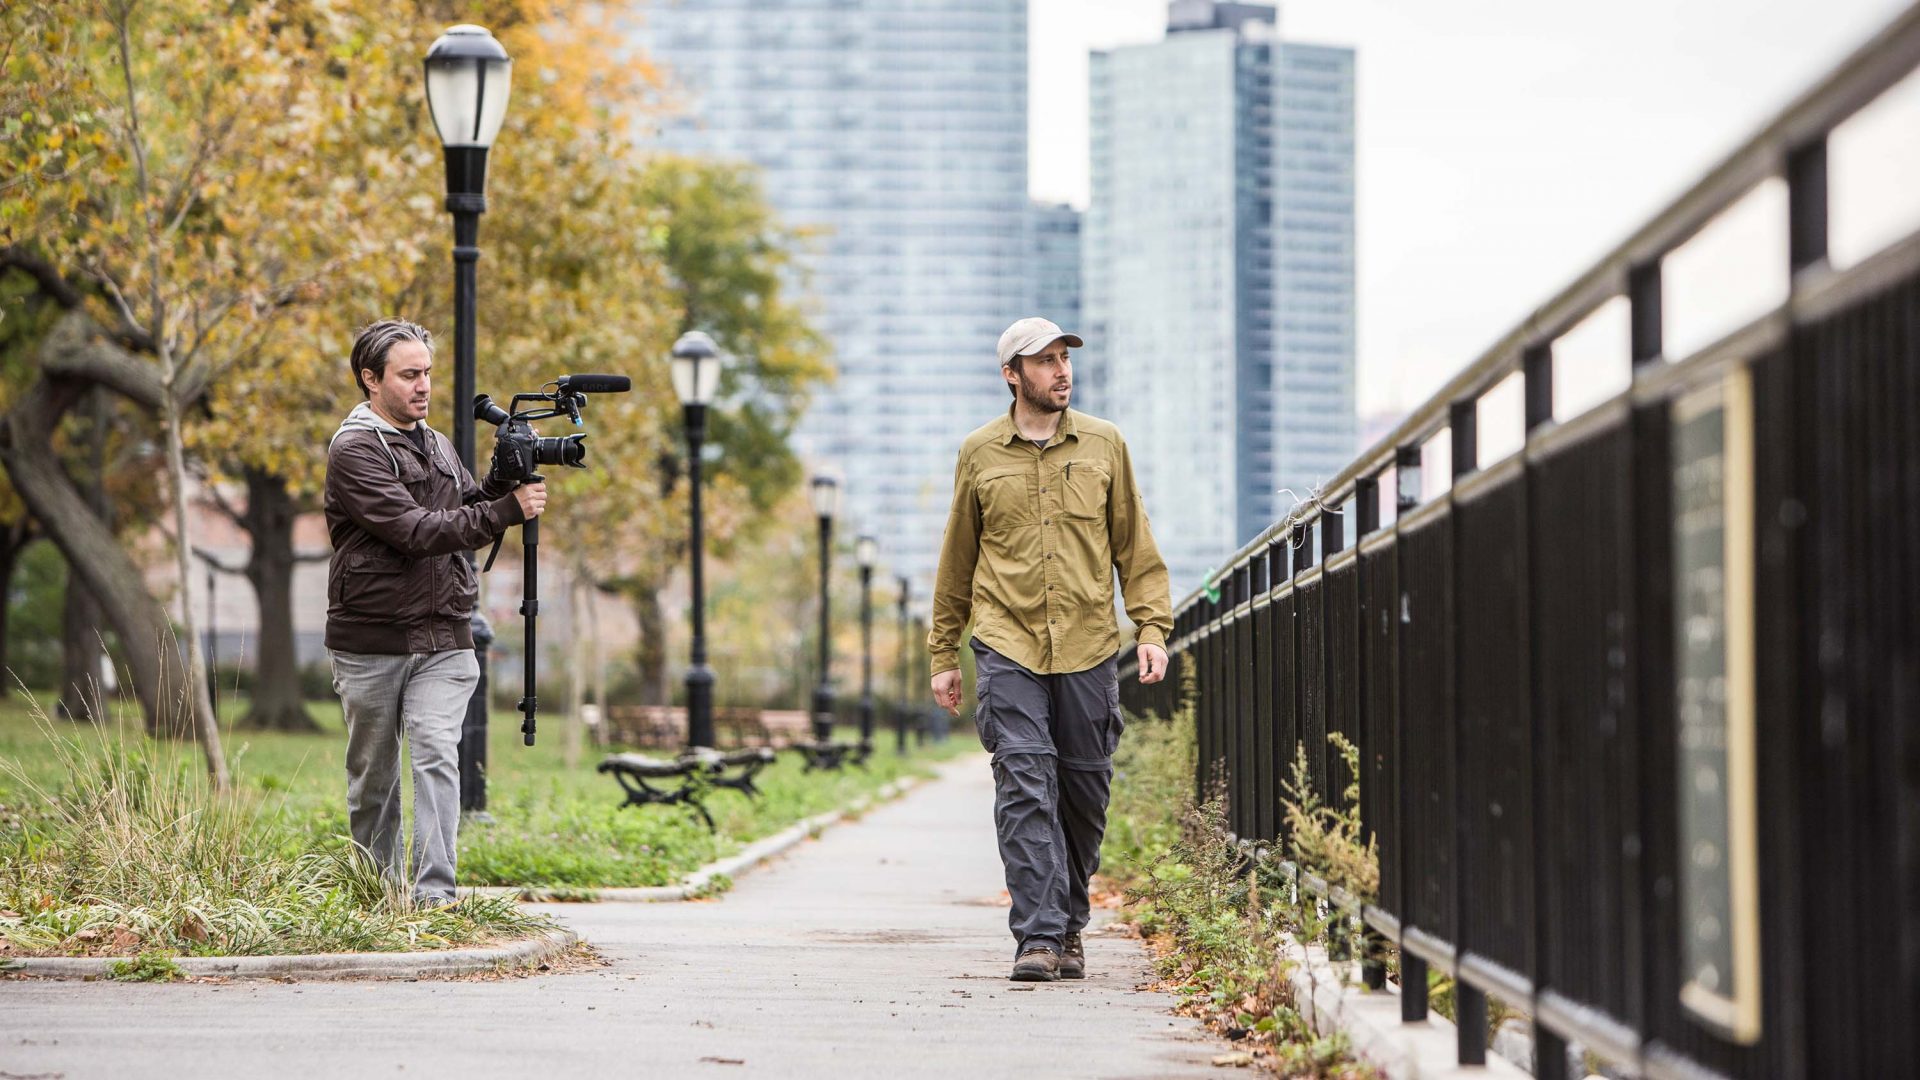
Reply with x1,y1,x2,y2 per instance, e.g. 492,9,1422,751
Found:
533,433,587,468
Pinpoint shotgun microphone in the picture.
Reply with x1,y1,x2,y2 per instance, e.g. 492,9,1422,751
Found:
555,373,631,394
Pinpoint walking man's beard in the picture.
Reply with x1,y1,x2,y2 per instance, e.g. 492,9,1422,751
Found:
1018,371,1069,414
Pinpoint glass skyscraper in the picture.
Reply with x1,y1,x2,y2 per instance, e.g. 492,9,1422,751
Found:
1085,1,1356,594
629,1,1030,590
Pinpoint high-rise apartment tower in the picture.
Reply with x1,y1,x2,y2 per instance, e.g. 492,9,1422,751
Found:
631,0,1029,589
1085,1,1356,593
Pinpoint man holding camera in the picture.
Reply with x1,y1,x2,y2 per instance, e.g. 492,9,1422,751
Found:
929,317,1172,982
324,318,545,907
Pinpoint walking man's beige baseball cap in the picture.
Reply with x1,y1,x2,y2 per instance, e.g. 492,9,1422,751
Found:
997,317,1084,367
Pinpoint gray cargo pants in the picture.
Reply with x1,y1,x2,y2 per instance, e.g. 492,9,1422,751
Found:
329,648,479,905
971,639,1126,959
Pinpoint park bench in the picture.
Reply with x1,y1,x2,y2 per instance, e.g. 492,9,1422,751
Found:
605,704,685,748
596,746,776,831
786,739,872,772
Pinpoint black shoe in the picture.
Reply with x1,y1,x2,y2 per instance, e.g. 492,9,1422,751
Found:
1011,945,1060,982
1059,932,1085,979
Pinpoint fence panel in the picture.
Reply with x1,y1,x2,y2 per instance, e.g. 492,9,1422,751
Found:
1529,418,1641,1025
1271,584,1298,843
1453,468,1535,981
1297,574,1328,804
1324,556,1362,816
1398,509,1456,941
1360,539,1401,919
1254,589,1278,840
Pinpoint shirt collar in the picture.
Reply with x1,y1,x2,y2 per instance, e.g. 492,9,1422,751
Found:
998,407,1078,448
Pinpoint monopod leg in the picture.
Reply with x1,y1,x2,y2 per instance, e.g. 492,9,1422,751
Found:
520,509,539,745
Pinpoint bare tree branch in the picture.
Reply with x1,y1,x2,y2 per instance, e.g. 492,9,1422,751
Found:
190,546,246,575
201,482,247,529
40,311,169,409
0,247,86,309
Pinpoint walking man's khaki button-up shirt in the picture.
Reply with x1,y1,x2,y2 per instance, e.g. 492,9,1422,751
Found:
929,407,1173,676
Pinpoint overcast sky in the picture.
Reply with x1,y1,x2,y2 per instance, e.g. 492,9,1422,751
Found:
1029,0,1914,417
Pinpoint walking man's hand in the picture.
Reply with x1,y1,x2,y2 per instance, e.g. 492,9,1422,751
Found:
931,669,963,716
1137,642,1168,685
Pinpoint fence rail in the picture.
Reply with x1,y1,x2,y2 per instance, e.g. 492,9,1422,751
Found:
1120,6,1920,1078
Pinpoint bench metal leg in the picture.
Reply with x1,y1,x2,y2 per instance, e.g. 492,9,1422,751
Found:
608,771,719,833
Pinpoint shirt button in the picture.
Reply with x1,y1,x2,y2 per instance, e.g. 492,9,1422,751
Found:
1043,519,1050,525
1041,487,1048,493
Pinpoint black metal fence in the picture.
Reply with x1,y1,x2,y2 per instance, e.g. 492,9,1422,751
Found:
1120,8,1920,1078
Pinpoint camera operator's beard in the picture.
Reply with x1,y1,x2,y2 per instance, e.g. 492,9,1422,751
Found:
372,387,428,427
1017,370,1069,415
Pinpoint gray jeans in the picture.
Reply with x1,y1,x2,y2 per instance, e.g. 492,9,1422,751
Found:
329,648,479,904
972,639,1125,959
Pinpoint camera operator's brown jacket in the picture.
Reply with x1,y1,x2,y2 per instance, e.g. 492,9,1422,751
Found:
324,404,525,655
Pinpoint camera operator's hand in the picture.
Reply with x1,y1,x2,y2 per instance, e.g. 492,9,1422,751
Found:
513,481,549,520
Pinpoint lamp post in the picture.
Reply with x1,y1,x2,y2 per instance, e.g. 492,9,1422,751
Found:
809,475,839,744
854,535,878,751
671,331,723,750
894,574,910,755
425,23,512,813
912,606,932,745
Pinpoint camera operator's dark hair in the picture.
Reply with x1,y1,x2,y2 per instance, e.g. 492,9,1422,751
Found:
349,318,434,398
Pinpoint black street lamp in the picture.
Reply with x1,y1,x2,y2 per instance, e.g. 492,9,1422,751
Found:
855,535,878,751
911,607,932,745
425,23,512,813
671,331,723,750
894,574,910,755
809,474,839,743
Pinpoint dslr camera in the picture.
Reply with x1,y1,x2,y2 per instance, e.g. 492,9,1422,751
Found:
474,372,631,486
472,373,631,745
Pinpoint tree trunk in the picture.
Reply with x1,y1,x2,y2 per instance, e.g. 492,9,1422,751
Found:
239,468,318,732
632,580,669,707
589,578,608,749
565,566,586,770
1,375,191,737
160,378,228,788
59,387,110,722
0,519,28,697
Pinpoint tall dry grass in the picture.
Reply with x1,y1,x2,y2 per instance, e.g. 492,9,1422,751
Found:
0,694,548,957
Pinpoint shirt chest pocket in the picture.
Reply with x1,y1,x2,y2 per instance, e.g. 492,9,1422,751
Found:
395,452,430,490
1060,460,1110,520
975,465,1036,532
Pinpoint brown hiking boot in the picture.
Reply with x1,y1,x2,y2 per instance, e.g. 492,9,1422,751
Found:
1011,945,1060,982
1059,932,1085,979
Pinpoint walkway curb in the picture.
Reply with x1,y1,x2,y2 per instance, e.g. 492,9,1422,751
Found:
1282,937,1531,1080
480,774,928,903
1,928,578,983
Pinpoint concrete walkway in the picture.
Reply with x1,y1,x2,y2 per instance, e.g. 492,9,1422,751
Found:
1,756,1227,1079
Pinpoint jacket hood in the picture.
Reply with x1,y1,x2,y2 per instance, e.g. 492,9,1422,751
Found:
330,401,408,475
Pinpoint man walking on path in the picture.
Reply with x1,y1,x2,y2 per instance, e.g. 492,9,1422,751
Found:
929,316,1172,982
324,318,547,906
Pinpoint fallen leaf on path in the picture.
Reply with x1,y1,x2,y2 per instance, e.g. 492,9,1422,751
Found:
698,1057,745,1066
1211,1051,1255,1067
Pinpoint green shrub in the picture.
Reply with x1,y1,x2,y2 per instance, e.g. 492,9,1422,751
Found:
1100,674,1381,1079
109,951,185,982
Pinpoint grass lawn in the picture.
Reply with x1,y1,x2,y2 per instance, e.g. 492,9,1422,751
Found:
0,690,975,891
0,689,975,960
